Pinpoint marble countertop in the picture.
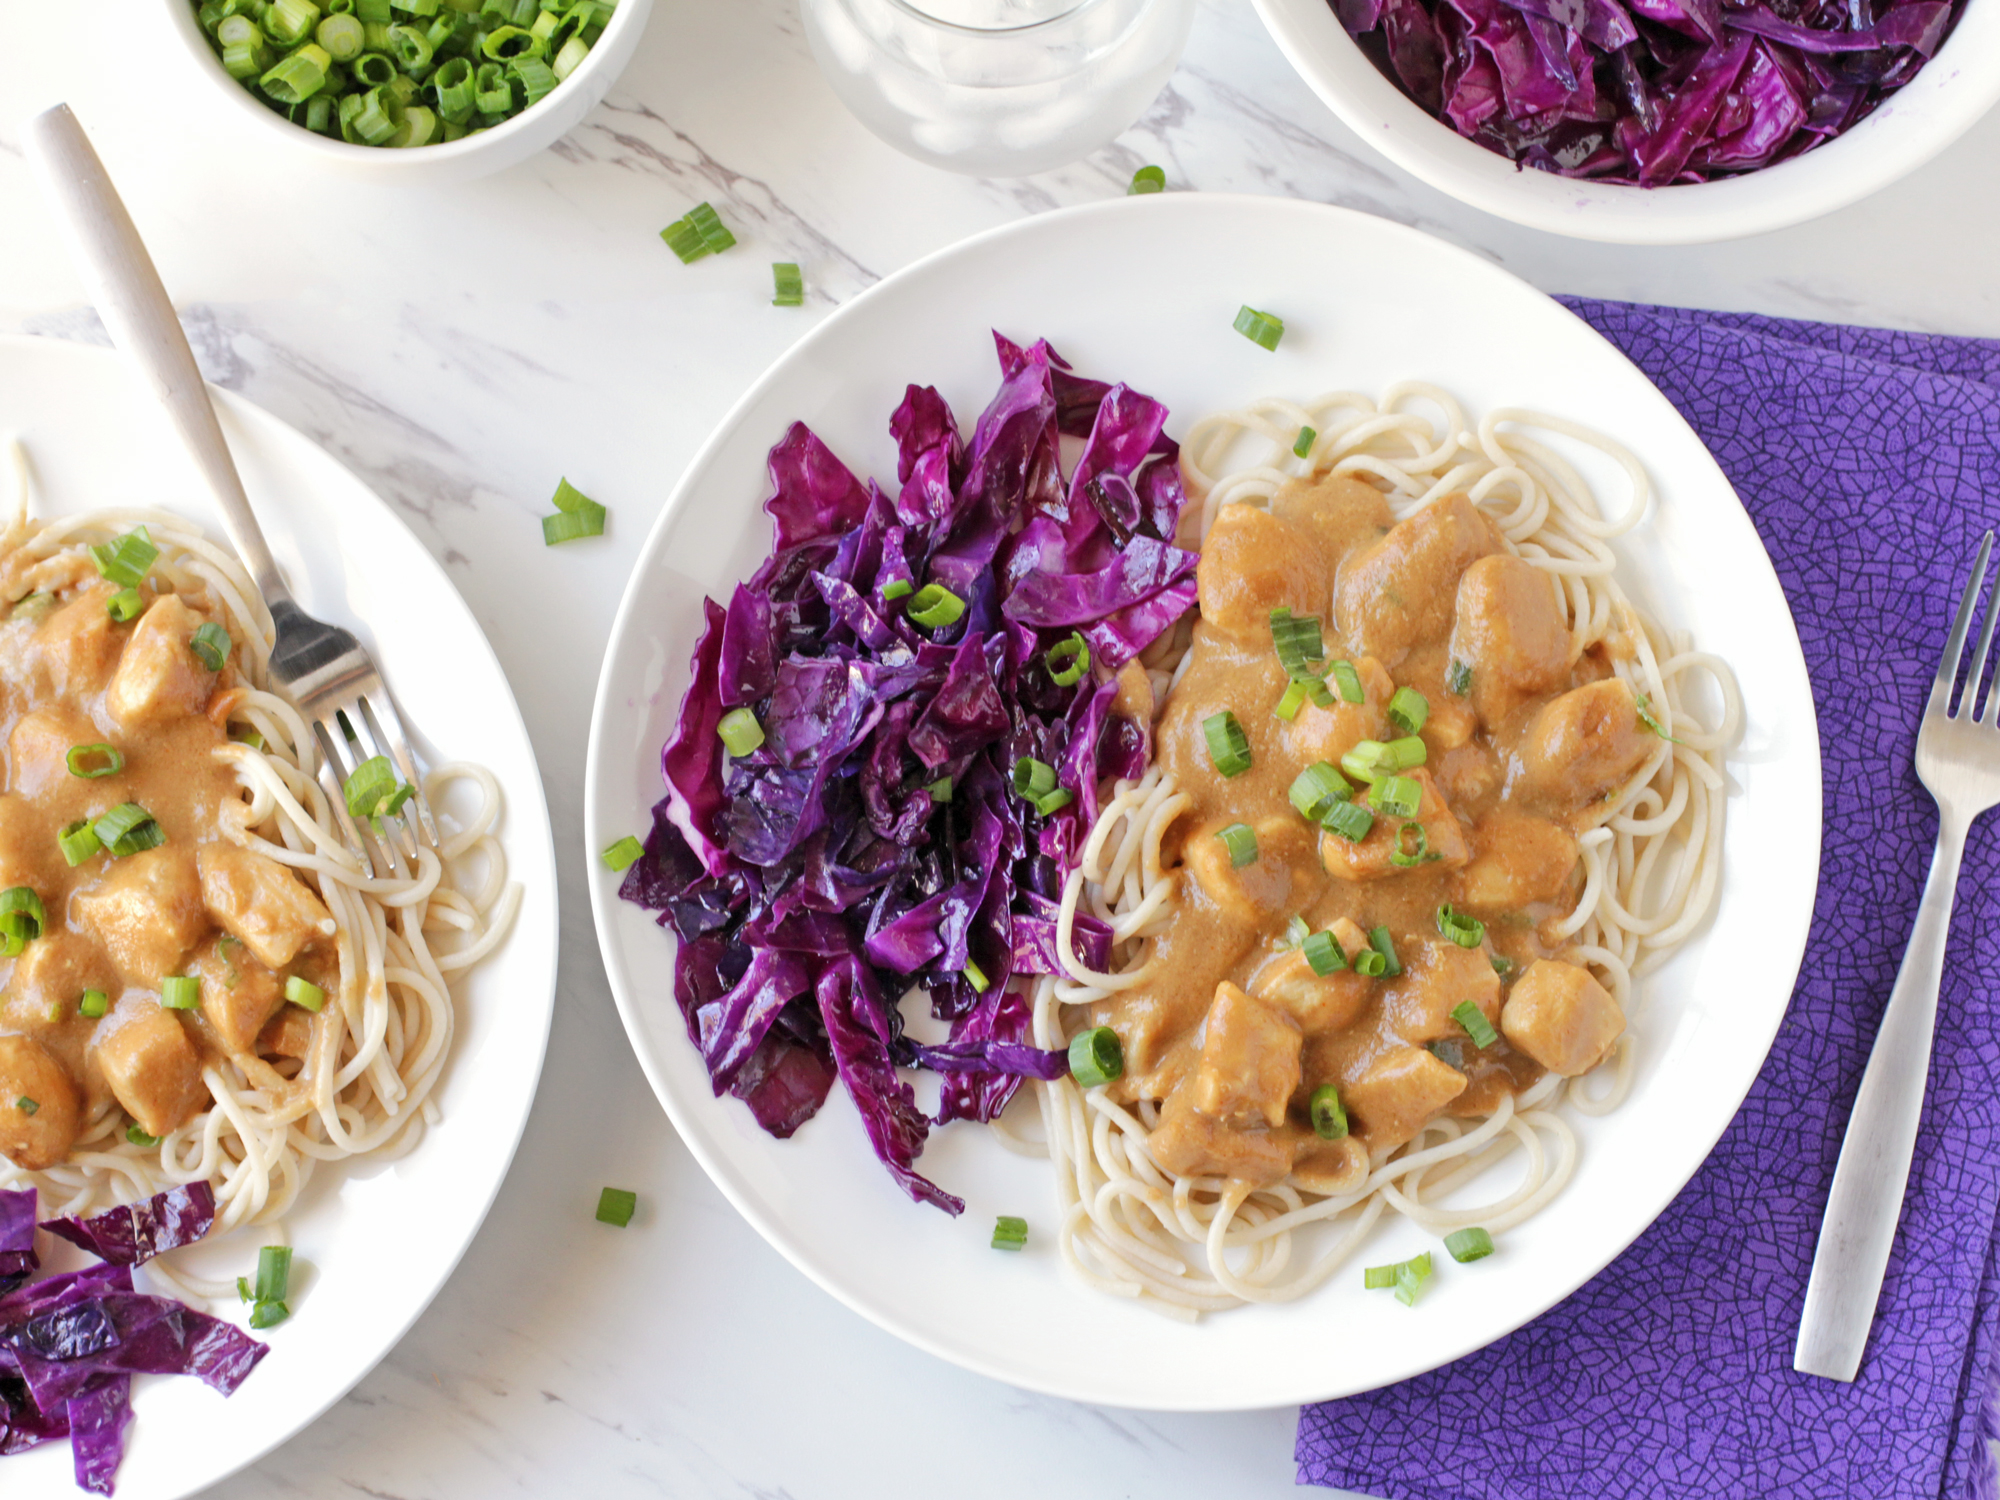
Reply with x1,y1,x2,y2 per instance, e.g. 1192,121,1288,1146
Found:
2,2,1997,1495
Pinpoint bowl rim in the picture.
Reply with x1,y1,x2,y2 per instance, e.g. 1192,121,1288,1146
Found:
162,0,646,167
1249,0,2000,244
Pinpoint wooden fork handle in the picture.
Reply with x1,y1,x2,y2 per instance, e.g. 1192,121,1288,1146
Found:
23,103,292,606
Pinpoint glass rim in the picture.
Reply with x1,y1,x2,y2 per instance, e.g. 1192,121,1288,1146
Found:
882,0,1110,36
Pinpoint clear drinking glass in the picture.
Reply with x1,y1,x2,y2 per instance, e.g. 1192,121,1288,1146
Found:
800,0,1197,177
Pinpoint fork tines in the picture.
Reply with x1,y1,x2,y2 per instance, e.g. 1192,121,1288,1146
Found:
1934,530,1999,724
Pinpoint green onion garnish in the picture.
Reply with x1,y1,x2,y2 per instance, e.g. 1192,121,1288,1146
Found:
247,1301,290,1331
992,1215,1030,1250
1274,680,1309,721
1045,632,1090,686
0,889,45,957
925,777,953,802
14,1097,36,1117
66,744,124,779
80,989,109,1020
1233,305,1285,351
1309,1083,1348,1140
1068,1026,1123,1087
106,588,144,623
1445,1227,1495,1263
1341,741,1388,783
1321,800,1374,843
231,725,266,751
771,262,804,307
1369,925,1402,976
160,976,199,1010
284,976,326,1013
58,820,102,867
1635,693,1682,743
1217,822,1259,868
1330,660,1364,704
1437,904,1486,949
1127,165,1166,195
601,835,646,872
596,1187,638,1227
1202,711,1252,777
881,578,914,602
963,959,990,994
1388,821,1435,868
1491,955,1516,977
10,591,54,620
1368,774,1421,819
1301,930,1345,976
44,1000,63,1025
1395,1251,1433,1306
660,202,737,263
1446,659,1472,696
906,583,966,629
1013,757,1058,800
189,621,232,671
1363,1264,1398,1289
717,707,765,756
1452,1000,1499,1049
1384,735,1428,769
88,526,158,588
125,1124,161,1147
1270,607,1325,679
1388,687,1428,734
1353,948,1388,977
541,477,607,545
1289,762,1352,823
1031,789,1073,816
342,756,410,820
1283,914,1311,948
254,1244,293,1303
1292,425,1316,459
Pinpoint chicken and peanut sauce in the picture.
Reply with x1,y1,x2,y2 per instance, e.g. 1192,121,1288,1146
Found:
1096,474,1658,1195
0,544,337,1173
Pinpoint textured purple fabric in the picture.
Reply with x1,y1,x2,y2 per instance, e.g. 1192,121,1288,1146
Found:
1296,299,2000,1500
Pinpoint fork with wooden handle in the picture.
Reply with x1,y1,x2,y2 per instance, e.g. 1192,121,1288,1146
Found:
23,103,436,879
1794,529,2000,1381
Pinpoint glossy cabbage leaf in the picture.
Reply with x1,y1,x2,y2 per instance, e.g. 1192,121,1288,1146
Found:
40,1183,216,1268
0,1190,35,1297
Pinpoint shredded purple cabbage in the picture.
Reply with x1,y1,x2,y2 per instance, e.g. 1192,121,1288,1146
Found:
0,1191,37,1298
40,1183,215,1268
620,335,1196,1213
1337,0,1966,183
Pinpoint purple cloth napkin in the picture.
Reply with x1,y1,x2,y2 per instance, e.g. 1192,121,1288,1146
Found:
1296,299,2000,1500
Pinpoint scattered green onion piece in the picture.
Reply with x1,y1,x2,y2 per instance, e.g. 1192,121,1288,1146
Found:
1394,1250,1433,1306
253,1244,294,1304
249,1299,290,1330
1445,1227,1496,1263
659,216,709,264
94,802,164,857
992,1215,1029,1250
906,583,965,629
925,777,953,803
1388,821,1434,868
771,262,805,308
1321,799,1374,843
10,592,55,620
88,527,158,588
161,976,200,1010
0,888,43,957
1369,925,1402,976
1363,1263,1398,1290
1068,1026,1123,1088
1635,693,1683,743
1330,660,1364,704
1031,789,1073,815
80,990,109,1020
880,579,914,602
1216,822,1259,868
1352,948,1388,978
45,999,64,1025
125,1124,161,1148
1233,305,1285,351
66,744,125,779
58,820,102,867
686,202,737,254
1283,914,1311,948
15,1097,37,1117
1289,761,1351,823
1127,165,1165,195
1368,774,1421,819
1452,999,1499,1049
341,756,404,819
1341,740,1388,784
262,42,333,102
539,477,606,545
601,835,645,872
1202,710,1251,777
1044,632,1090,687
1491,955,1516,977
717,707,765,756
595,1187,637,1226
1309,1083,1348,1140
231,725,266,751
1269,607,1324,679
285,976,327,1013
105,588,144,623
1388,686,1429,734
1293,425,1316,459
1447,659,1472,696
1274,680,1309,721
1012,757,1058,800
1383,735,1428,770
1437,904,1486,950
959,959,991,996
1301,930,1345,977
190,621,232,672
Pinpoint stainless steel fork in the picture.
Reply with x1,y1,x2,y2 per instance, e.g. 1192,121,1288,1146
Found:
24,104,437,878
1794,529,2000,1381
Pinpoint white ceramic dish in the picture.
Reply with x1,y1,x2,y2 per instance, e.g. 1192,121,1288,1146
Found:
158,0,653,184
4,334,559,1498
1251,0,2000,245
584,193,1821,1410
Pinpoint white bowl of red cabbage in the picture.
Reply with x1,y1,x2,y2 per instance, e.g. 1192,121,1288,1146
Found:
163,0,652,183
1252,0,1997,242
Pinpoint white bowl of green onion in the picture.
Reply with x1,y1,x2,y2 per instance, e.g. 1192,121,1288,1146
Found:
167,0,652,182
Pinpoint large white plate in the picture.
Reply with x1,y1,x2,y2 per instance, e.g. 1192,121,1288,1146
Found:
3,335,559,1496
584,195,1820,1410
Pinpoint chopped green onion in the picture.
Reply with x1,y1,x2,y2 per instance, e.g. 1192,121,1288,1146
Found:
1395,1250,1433,1306
1437,904,1486,949
125,1124,161,1147
1045,632,1090,687
189,621,232,672
1388,821,1435,868
1301,931,1345,976
44,999,64,1025
925,777,953,802
80,990,109,1020
552,32,589,79
1321,800,1374,843
1452,999,1499,1049
880,578,914,602
1270,607,1325,679
88,527,158,588
94,803,164,858
1447,659,1472,696
992,1215,1029,1250
659,202,736,263
1309,1083,1348,1139
1369,925,1402,976
10,591,55,620
58,820,102,867
1341,740,1388,783
1216,822,1259,868
771,262,804,308
253,1244,294,1304
906,583,965,629
963,959,990,994
262,41,333,102
541,477,606,544
1445,1227,1495,1263
1012,757,1058,799
1363,1263,1398,1289
1293,425,1316,459
318,10,365,56
1491,955,1516,977
659,217,707,263
1384,735,1428,769
1330,660,1364,704
595,1187,638,1226
717,707,765,756
1274,680,1309,721
1353,948,1388,978
341,756,409,820
1635,693,1683,743
1031,789,1073,817
1233,305,1285,351
13,1097,35,1117
601,835,645,872
105,587,144,622
231,725,266,751
266,0,318,44
350,84,401,144
1283,914,1311,948
1068,1026,1123,1088
1368,774,1421,819
160,976,200,1010
1388,686,1429,734
686,202,736,254
66,744,124,779
1202,710,1251,777
1127,165,1165,195
0,888,43,957
1289,761,1351,823
284,976,327,1012
248,1297,290,1330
